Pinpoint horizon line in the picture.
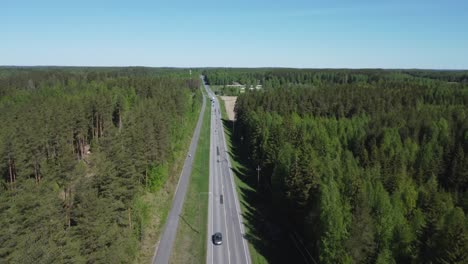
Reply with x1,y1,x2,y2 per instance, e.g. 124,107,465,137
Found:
1,65,467,71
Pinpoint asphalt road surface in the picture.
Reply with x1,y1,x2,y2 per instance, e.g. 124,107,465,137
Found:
204,77,251,264
152,84,206,264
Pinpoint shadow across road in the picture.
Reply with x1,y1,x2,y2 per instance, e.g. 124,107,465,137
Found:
221,118,308,264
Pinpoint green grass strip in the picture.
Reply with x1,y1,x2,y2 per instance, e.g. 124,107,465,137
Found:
171,88,211,263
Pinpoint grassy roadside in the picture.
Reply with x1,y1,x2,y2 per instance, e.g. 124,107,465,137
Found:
210,85,242,96
217,98,268,264
134,89,203,263
170,88,211,263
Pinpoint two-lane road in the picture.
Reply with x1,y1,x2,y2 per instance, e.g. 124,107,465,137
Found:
152,77,250,264
152,83,206,264
203,77,251,264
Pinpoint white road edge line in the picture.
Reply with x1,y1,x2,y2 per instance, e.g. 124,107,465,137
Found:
205,82,249,264
221,183,231,264
217,98,251,264
211,108,214,264
215,126,231,264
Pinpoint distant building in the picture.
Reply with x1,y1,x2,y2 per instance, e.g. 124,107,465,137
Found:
225,82,261,92
226,84,244,88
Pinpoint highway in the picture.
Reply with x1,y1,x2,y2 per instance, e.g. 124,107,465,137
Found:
152,84,206,264
203,76,251,264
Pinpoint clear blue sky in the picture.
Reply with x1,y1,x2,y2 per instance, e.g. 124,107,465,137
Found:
2,0,467,69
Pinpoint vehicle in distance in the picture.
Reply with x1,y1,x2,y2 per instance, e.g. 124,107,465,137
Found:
212,232,223,245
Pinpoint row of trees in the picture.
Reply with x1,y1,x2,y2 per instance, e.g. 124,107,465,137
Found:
202,68,265,88
203,68,468,89
0,67,201,262
231,71,468,263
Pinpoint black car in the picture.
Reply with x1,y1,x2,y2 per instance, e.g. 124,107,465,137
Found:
212,232,223,245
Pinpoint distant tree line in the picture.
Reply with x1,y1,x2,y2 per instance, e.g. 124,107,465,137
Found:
0,67,201,262
231,70,468,263
203,68,468,89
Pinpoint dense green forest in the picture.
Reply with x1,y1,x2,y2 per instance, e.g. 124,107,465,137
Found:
206,69,468,263
203,68,468,88
0,67,201,262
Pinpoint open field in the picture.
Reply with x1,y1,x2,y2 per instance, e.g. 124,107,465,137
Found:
220,96,237,121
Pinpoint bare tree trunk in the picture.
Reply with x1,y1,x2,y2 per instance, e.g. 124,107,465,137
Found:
68,188,72,228
94,113,99,139
12,160,16,186
78,137,81,158
128,208,132,229
98,114,101,137
145,168,148,189
64,188,68,227
64,187,72,228
53,138,58,159
81,136,85,157
8,157,13,189
46,141,50,159
76,135,84,160
34,161,39,184
76,139,80,160
118,109,122,132
38,162,41,183
100,115,104,137
70,135,75,155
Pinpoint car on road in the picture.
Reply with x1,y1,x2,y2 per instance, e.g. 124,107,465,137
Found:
212,232,223,245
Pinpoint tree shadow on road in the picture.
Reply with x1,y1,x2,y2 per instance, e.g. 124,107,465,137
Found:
221,118,307,264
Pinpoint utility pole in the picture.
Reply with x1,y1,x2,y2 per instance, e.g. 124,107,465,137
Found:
256,165,261,187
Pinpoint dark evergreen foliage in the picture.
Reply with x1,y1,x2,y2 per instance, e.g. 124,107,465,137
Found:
0,67,201,262
229,69,468,263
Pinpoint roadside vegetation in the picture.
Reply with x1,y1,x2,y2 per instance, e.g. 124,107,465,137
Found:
171,87,211,263
0,67,202,263
209,84,243,96
209,69,468,264
218,97,304,264
218,98,268,263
